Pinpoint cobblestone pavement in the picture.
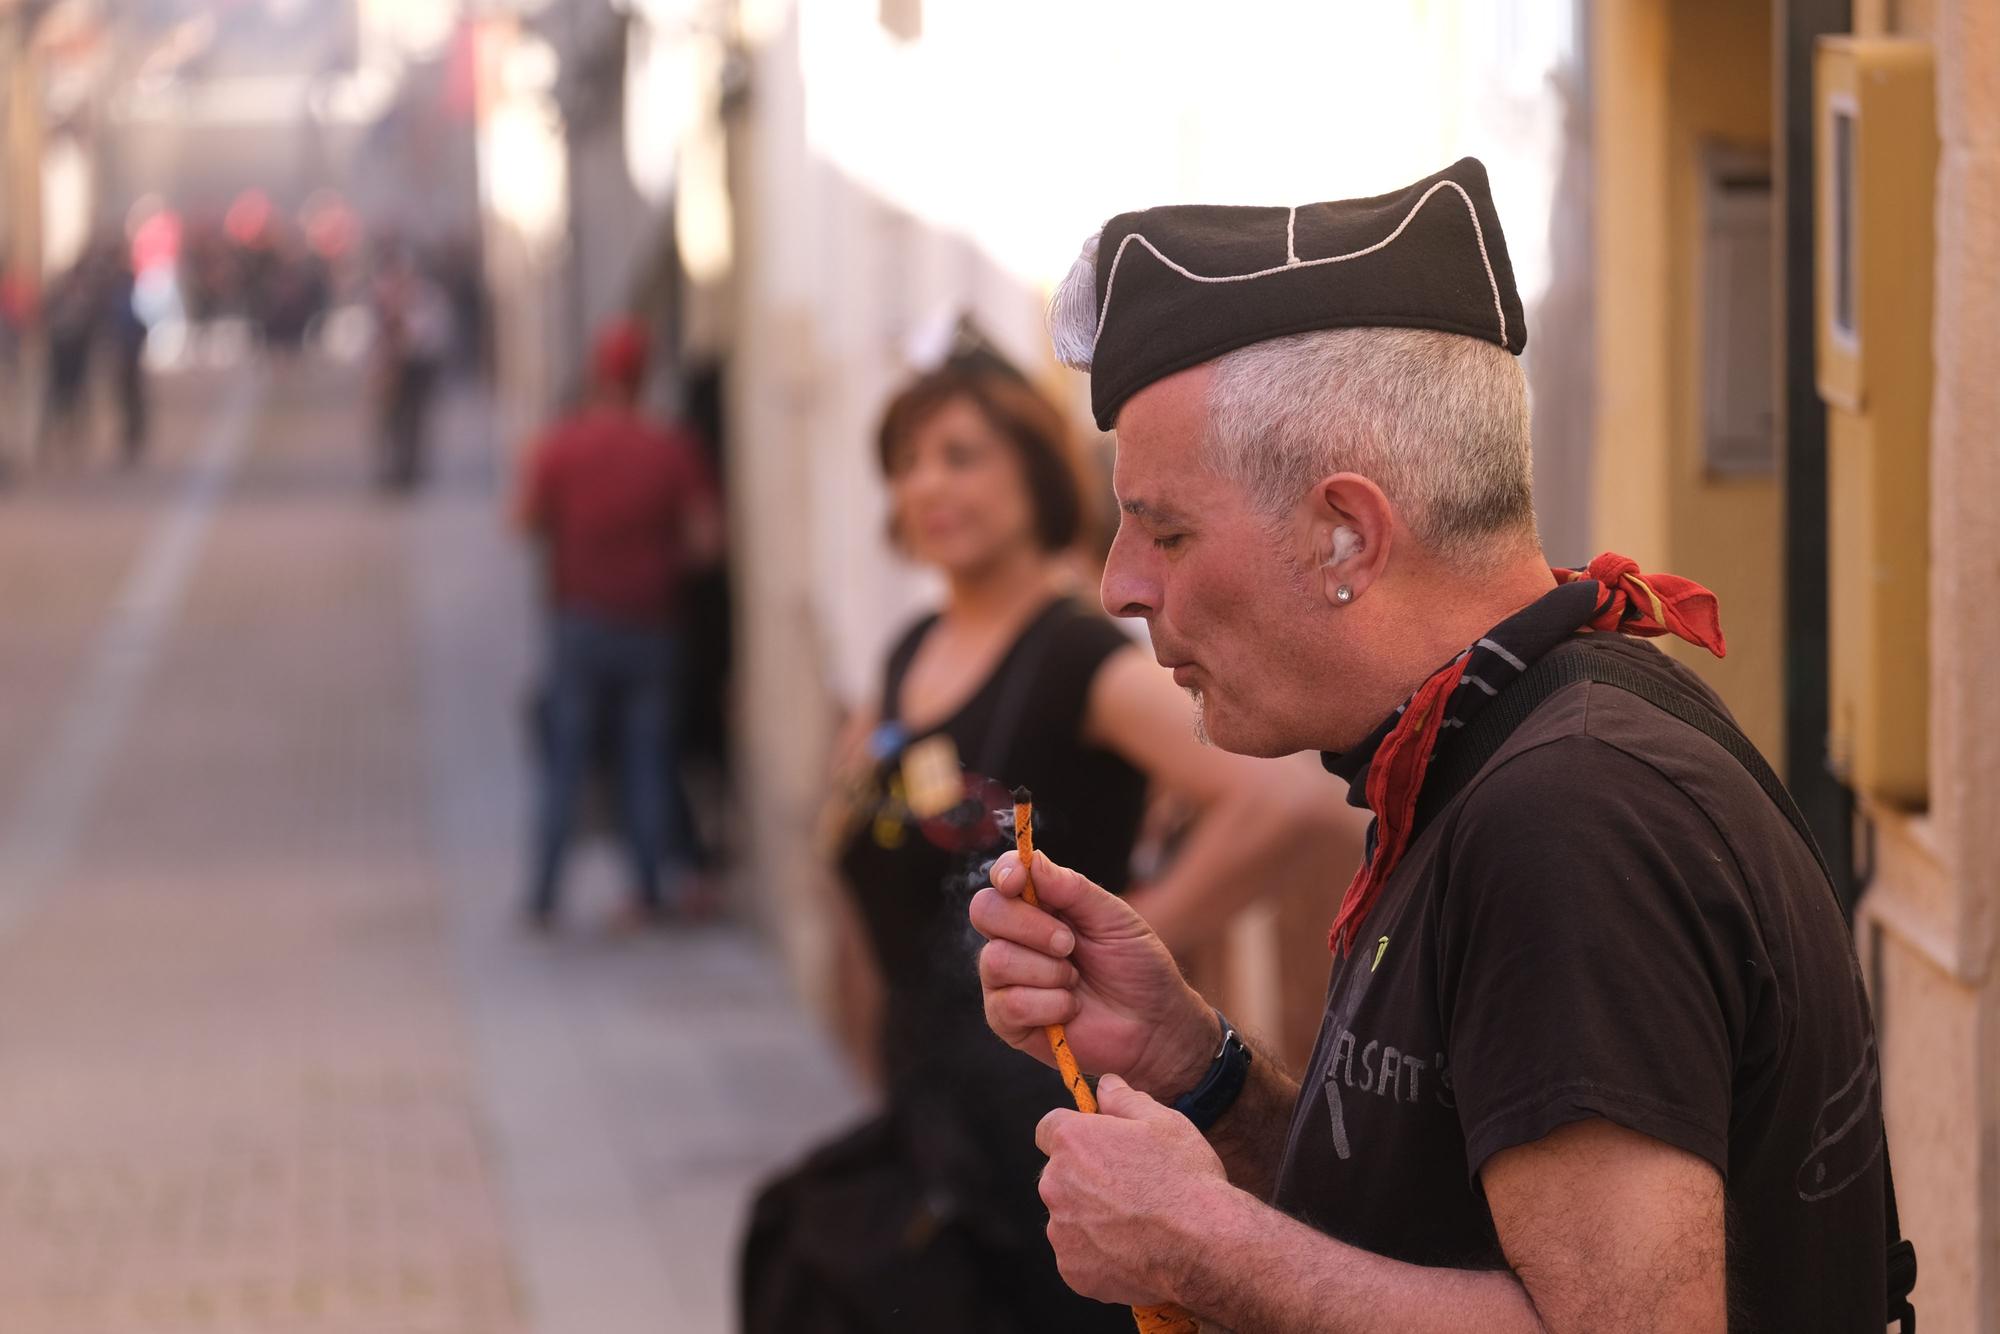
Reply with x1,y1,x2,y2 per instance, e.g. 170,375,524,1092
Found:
0,356,864,1334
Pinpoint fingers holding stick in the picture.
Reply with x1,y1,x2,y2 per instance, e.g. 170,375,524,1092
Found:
1013,787,1096,1114
1010,788,1198,1334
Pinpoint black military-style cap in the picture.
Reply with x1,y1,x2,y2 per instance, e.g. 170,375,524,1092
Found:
1054,157,1527,430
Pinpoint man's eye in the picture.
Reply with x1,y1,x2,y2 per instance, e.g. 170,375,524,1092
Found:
1152,534,1184,551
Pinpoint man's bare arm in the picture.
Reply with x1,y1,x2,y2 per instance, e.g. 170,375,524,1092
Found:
1160,1119,1725,1333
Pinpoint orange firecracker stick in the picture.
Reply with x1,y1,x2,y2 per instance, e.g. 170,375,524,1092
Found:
1012,788,1199,1334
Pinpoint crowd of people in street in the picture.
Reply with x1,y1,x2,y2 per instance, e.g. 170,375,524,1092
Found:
0,194,487,495
0,186,724,941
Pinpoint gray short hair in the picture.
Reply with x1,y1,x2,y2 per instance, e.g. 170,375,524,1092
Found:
1204,327,1536,562
1046,231,1536,562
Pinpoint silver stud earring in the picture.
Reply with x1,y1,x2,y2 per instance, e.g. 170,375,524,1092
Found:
1335,585,1354,605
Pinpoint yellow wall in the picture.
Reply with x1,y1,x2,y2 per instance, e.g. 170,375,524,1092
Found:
1854,0,2000,1327
1593,0,1782,758
1591,0,1671,569
1599,2,2000,1324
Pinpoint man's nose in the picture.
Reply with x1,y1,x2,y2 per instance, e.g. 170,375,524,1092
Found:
1100,532,1158,620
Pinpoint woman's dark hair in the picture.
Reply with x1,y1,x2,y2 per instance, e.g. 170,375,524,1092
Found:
876,365,1092,553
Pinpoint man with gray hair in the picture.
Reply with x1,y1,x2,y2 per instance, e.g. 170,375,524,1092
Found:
972,159,1905,1331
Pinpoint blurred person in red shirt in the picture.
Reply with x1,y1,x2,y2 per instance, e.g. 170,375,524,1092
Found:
514,317,722,929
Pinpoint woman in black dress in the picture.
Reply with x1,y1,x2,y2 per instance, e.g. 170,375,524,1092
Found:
743,361,1355,1333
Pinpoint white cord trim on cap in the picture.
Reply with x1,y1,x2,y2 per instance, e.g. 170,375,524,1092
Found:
1091,180,1509,354
1285,207,1300,266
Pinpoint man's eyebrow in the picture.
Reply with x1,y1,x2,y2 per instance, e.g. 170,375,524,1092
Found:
1119,498,1190,525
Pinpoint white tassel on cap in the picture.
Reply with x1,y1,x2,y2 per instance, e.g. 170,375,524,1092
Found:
1046,229,1104,371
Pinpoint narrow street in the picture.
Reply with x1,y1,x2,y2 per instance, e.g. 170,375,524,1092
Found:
0,354,863,1334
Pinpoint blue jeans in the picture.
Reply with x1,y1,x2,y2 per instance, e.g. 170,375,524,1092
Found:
529,613,691,916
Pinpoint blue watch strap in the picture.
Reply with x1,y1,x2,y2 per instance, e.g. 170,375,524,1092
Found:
1171,1009,1252,1132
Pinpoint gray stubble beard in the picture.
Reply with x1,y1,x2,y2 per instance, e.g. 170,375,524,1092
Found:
1186,688,1211,747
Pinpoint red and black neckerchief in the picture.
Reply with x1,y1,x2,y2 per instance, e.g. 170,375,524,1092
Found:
1324,553,1728,956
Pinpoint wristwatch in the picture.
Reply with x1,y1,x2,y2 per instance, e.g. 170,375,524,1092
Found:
1171,1009,1253,1132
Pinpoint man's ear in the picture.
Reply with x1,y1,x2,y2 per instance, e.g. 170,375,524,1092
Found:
1309,473,1395,608
1329,525,1362,566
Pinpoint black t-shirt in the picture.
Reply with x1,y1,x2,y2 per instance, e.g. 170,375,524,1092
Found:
832,596,1147,1334
839,597,1148,1003
1273,635,1887,1331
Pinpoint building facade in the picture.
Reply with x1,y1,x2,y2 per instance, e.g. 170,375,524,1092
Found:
1594,0,1998,1324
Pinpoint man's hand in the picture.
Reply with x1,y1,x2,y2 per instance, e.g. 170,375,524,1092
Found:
1034,1074,1234,1307
972,850,1215,1098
